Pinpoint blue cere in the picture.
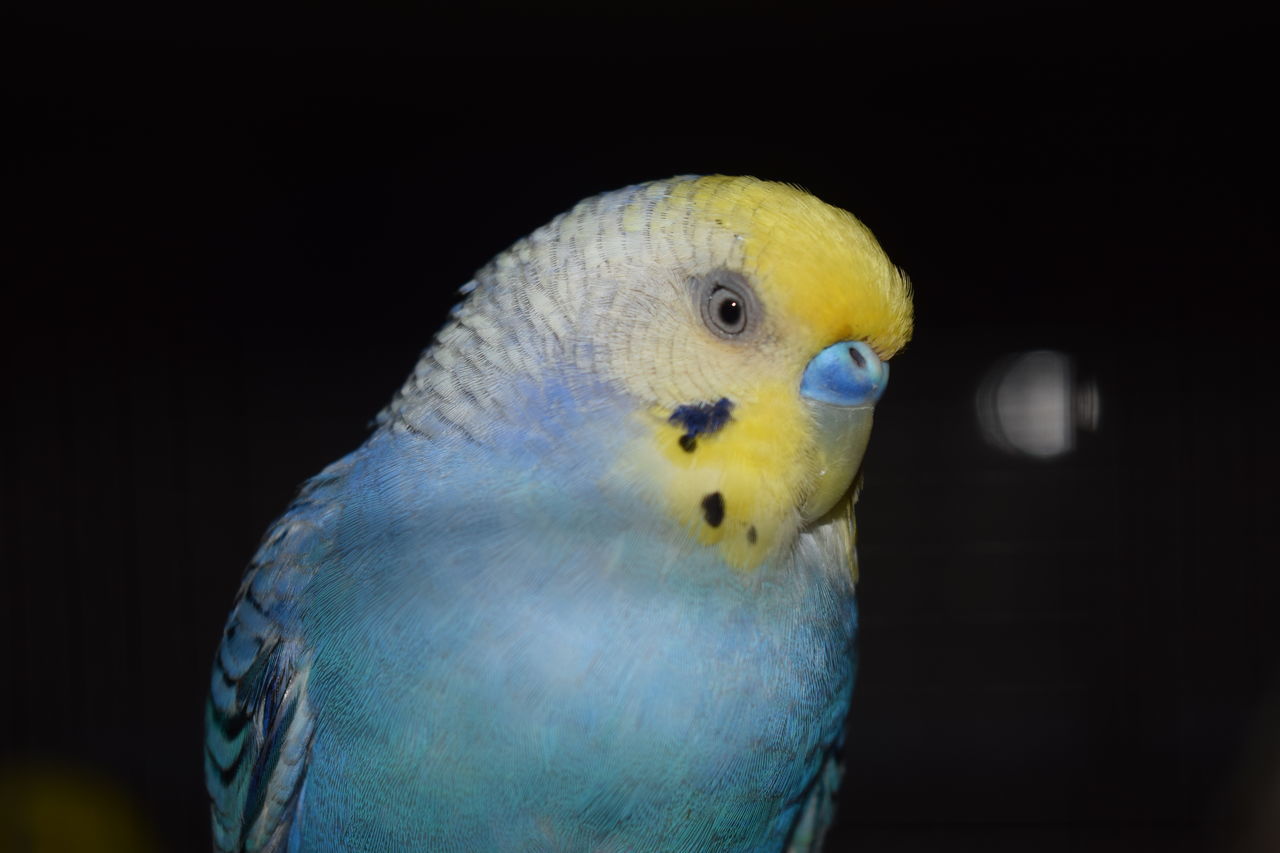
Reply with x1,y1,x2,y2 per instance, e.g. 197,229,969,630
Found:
800,340,888,406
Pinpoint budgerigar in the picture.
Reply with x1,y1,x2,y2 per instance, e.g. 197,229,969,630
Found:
205,175,913,852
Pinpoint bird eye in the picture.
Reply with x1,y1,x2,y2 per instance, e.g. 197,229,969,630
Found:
705,284,748,336
694,270,758,339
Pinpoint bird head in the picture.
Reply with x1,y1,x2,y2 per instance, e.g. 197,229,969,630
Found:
386,175,913,570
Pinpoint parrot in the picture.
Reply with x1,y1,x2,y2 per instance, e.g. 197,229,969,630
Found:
204,175,913,852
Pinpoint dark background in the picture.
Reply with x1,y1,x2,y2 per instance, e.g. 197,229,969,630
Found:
3,5,1277,851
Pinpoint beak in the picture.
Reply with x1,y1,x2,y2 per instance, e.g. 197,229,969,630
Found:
798,341,888,522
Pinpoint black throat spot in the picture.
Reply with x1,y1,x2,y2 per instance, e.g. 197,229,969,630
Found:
701,492,725,528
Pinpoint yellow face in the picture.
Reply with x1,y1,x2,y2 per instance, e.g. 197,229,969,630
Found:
597,176,914,569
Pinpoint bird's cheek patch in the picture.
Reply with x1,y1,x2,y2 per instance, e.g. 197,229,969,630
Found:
630,384,812,570
668,398,733,453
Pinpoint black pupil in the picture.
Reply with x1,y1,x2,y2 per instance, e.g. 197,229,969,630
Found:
717,294,742,327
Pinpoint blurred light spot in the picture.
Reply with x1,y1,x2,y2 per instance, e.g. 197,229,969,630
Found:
0,761,162,853
976,350,1100,458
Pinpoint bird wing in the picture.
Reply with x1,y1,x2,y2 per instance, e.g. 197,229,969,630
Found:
204,460,351,853
785,745,845,853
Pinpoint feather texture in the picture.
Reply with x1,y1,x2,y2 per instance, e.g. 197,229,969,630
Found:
205,175,912,851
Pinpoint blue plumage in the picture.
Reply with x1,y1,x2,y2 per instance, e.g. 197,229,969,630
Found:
208,420,856,851
204,176,907,852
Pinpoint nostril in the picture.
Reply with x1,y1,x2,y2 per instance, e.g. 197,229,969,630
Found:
847,346,866,370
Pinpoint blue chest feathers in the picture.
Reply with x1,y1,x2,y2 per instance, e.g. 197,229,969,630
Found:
292,435,859,852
